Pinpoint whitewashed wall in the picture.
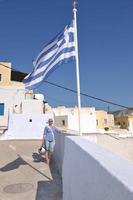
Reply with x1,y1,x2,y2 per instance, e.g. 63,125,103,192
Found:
0,112,53,140
128,120,133,132
22,99,44,114
67,110,96,133
53,107,96,133
0,86,45,127
62,136,133,200
54,132,74,173
0,86,25,126
54,115,68,128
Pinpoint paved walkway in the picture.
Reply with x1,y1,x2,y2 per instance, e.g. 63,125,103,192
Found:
0,140,62,200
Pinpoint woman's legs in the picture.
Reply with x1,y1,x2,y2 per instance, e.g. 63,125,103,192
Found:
45,150,49,163
44,141,49,163
45,140,55,164
48,141,55,163
48,151,53,163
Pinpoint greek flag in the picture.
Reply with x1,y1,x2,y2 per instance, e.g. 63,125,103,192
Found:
23,21,76,90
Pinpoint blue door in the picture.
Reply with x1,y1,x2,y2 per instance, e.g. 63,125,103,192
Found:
0,103,4,115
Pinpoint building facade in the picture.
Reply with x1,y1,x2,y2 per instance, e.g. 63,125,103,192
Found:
0,62,49,139
96,110,114,131
114,115,133,132
0,62,24,87
53,106,96,133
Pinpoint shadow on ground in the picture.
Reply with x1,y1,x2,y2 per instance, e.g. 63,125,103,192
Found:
0,154,52,181
0,156,27,172
32,152,43,162
0,152,62,199
35,159,62,200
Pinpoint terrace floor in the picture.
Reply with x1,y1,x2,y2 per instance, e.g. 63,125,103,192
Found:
0,140,62,200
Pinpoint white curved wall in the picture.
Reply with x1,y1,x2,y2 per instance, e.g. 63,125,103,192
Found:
53,132,133,199
62,136,133,200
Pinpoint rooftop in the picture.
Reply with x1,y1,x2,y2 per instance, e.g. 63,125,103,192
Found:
0,140,62,200
84,133,133,163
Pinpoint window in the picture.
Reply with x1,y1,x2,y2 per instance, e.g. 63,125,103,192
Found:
0,74,2,81
62,120,65,126
0,103,4,115
104,119,107,125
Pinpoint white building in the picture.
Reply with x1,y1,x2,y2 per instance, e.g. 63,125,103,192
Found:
0,85,54,139
0,62,53,139
0,86,45,125
53,106,96,133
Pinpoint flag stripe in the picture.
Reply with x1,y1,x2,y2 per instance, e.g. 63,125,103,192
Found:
35,41,75,72
35,27,74,66
25,54,75,89
23,20,76,89
24,47,75,83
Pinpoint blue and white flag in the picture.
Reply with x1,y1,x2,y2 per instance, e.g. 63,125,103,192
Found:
23,21,76,90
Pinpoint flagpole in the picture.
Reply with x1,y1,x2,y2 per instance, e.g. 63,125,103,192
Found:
73,0,82,136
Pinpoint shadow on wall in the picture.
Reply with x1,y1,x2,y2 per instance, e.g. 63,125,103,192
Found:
35,159,62,200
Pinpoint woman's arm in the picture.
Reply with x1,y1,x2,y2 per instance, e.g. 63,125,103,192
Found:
54,126,62,133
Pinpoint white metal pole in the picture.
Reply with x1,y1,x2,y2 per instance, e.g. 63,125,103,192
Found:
73,0,82,136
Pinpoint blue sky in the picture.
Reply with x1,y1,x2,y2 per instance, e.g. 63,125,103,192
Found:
0,0,133,110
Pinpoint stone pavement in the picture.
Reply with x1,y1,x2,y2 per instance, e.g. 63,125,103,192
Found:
0,140,62,200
